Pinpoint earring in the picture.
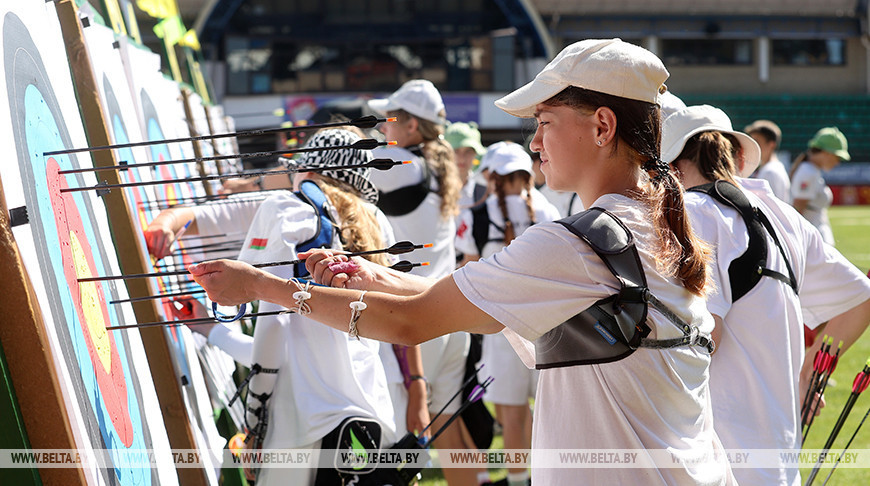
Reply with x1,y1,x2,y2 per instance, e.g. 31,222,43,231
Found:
596,140,602,146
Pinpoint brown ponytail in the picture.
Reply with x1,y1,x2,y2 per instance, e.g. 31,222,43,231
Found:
545,87,710,296
788,150,815,181
490,171,536,246
492,175,515,244
676,131,740,185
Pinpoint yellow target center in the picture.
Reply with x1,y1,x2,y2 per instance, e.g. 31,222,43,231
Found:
71,232,112,374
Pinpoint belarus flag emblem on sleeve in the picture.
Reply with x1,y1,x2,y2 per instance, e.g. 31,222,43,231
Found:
249,238,268,250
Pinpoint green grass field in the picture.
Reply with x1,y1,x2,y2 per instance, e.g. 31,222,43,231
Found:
799,206,870,486
420,205,870,486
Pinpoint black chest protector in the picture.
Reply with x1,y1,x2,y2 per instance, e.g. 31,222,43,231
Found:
376,145,433,216
534,208,715,370
470,201,515,255
689,180,798,302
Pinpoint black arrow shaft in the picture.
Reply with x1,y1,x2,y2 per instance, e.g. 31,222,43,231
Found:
137,193,272,211
171,240,246,253
45,115,393,156
60,158,401,193
821,404,870,485
80,242,425,282
105,309,292,331
110,289,206,305
57,139,392,175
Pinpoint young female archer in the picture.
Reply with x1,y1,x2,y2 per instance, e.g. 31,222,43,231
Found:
190,39,734,485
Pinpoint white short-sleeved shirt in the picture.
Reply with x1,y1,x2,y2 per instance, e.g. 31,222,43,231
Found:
370,145,456,279
688,178,870,486
536,184,585,218
454,194,730,485
742,178,870,325
455,190,561,258
790,162,834,244
755,156,791,203
208,191,398,457
189,193,268,260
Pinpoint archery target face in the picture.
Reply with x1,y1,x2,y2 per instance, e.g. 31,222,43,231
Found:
1,4,174,484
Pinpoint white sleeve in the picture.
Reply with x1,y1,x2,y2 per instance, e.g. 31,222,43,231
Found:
454,208,478,257
799,233,870,326
369,146,424,192
207,324,254,368
790,165,820,201
193,196,264,237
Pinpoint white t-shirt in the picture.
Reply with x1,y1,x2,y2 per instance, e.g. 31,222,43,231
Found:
192,193,265,237
536,184,585,218
755,155,791,203
206,191,398,459
371,145,456,279
458,172,487,210
790,162,834,244
455,189,557,405
688,178,870,486
455,189,561,258
453,194,731,485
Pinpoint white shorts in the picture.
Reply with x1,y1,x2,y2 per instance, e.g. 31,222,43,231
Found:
481,332,537,406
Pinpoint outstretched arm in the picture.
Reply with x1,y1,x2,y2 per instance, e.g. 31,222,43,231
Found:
188,258,503,345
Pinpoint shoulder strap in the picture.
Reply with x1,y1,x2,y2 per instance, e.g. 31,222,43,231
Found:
470,201,507,256
470,203,491,256
689,180,797,301
294,180,336,277
534,209,713,369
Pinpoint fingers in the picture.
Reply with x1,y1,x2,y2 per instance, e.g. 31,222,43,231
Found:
307,251,346,286
144,227,172,259
188,259,227,277
187,259,236,305
815,392,826,416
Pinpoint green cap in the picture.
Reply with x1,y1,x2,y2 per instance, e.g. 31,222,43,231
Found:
444,121,486,157
808,127,850,161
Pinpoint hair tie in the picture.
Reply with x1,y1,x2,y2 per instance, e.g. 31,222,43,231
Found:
643,157,670,183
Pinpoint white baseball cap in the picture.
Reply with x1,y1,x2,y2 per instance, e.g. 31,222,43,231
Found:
368,79,445,124
661,105,761,177
659,91,687,120
495,38,669,118
481,141,534,176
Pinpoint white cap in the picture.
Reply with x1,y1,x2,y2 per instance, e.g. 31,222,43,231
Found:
481,141,534,176
368,79,445,124
659,91,687,120
495,39,669,118
661,105,761,177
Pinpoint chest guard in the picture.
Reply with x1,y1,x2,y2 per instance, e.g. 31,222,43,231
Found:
534,208,715,370
376,146,433,216
689,180,797,302
470,202,509,255
294,180,337,277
